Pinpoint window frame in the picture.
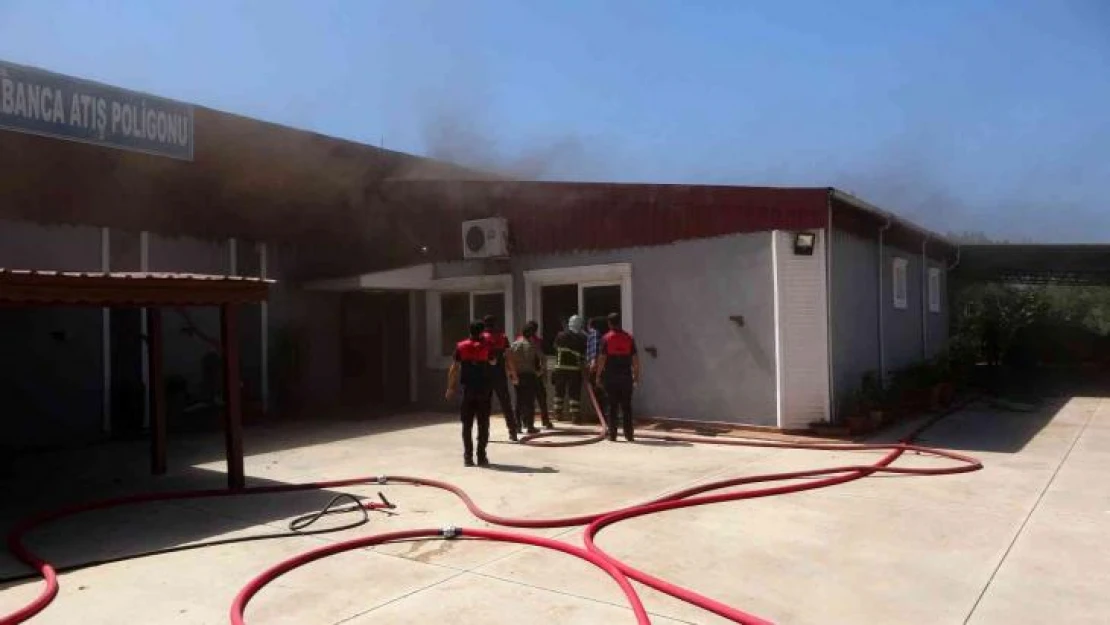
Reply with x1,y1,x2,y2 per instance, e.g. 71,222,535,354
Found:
524,264,633,361
927,266,942,314
425,274,513,370
892,257,909,310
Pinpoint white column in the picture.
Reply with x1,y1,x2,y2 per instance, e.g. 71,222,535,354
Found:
408,290,418,403
140,231,150,429
101,227,112,434
771,231,783,427
228,237,238,276
259,242,269,413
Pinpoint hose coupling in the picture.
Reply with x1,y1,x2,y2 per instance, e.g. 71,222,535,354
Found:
376,475,388,485
441,525,461,540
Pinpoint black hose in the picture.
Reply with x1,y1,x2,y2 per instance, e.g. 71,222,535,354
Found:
0,492,378,585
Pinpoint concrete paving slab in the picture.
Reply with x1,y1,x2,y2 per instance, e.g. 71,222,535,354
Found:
336,570,696,625
3,394,1110,625
966,509,1110,625
1,524,455,625
478,485,1016,625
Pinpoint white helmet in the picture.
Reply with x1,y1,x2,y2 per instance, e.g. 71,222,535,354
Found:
568,315,584,333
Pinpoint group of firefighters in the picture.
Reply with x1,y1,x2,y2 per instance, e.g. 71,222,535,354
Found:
445,312,642,467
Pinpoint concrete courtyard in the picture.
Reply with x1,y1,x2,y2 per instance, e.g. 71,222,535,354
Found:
1,395,1108,624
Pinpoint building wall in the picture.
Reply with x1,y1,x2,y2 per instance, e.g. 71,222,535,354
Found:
418,232,778,425
267,244,343,414
926,257,949,358
883,243,926,373
1,218,275,449
773,230,830,428
830,222,950,418
0,219,105,448
829,226,880,417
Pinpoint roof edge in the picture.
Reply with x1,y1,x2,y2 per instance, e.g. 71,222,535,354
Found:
829,188,956,249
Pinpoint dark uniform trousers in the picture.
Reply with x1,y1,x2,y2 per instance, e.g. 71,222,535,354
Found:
552,369,583,420
535,374,550,423
489,368,517,434
461,387,491,460
514,372,540,431
604,378,635,440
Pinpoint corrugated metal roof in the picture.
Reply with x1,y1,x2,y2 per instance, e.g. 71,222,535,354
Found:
378,181,831,264
0,269,271,281
0,269,272,307
955,245,1110,285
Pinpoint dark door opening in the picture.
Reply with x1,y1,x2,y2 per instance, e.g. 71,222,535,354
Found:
540,284,578,354
340,291,411,410
583,284,622,324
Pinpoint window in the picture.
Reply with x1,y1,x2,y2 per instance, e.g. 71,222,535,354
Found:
426,273,512,367
583,284,622,321
928,267,941,313
524,264,633,353
892,257,908,310
438,291,506,357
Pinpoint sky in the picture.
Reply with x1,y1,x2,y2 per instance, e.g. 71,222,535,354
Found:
0,0,1108,241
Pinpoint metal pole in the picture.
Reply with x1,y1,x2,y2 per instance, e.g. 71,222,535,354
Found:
259,242,269,414
921,238,929,359
101,227,111,434
877,218,892,387
140,231,150,429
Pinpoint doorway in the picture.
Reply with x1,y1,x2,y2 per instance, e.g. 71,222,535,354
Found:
340,291,411,409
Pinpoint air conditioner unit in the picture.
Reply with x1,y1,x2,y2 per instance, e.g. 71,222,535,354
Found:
461,217,510,259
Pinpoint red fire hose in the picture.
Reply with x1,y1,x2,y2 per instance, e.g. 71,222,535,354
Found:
2,383,981,625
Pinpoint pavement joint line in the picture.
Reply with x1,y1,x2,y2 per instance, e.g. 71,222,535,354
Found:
462,567,709,624
168,498,469,574
961,397,1101,625
327,566,473,625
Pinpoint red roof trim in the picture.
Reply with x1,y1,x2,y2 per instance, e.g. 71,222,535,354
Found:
380,181,830,264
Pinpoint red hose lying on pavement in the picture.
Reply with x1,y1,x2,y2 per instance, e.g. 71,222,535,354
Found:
2,385,981,625
229,527,653,625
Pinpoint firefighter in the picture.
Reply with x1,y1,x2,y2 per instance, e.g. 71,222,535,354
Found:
586,315,609,422
481,314,520,441
551,314,588,424
530,324,554,429
595,312,641,442
445,320,496,466
509,320,545,434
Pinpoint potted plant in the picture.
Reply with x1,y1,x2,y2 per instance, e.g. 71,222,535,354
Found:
859,371,886,428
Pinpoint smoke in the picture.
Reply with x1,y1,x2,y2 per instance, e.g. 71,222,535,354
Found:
420,106,602,180
828,125,1110,244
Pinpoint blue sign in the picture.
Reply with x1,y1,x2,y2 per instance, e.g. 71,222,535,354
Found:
0,60,194,161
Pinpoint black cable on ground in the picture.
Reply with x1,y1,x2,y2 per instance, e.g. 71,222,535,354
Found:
0,492,383,585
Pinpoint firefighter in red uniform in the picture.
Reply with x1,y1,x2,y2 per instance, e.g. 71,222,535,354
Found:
481,314,519,441
595,313,641,442
446,320,498,466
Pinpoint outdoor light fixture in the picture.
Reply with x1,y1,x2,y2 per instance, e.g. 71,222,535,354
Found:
794,232,816,256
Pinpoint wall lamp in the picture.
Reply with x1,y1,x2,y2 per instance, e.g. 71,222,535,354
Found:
794,232,816,256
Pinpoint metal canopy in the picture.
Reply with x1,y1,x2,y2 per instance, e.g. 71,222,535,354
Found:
955,245,1110,286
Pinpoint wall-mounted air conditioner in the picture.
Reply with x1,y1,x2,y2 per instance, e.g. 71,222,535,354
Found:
461,217,510,259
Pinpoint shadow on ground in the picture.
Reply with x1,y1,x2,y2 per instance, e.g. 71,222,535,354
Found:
0,413,455,584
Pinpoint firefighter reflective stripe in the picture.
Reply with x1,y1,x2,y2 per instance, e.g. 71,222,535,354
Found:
568,398,581,415
554,346,584,371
